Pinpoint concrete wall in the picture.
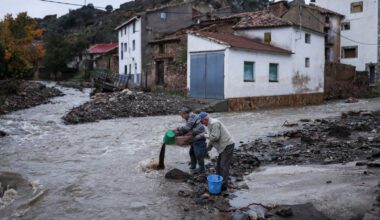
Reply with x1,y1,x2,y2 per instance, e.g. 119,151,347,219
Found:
315,0,378,71
118,17,142,84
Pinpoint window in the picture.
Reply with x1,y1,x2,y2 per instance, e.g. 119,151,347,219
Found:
124,43,127,52
133,21,136,33
325,16,330,23
244,62,255,82
341,22,350,30
264,32,271,44
124,65,127,74
124,27,126,35
120,43,123,60
269,63,279,82
342,46,358,58
132,40,135,51
305,33,311,44
351,2,363,13
160,12,167,20
159,44,164,54
305,58,310,68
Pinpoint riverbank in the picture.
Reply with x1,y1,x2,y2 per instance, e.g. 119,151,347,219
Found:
0,80,63,115
63,90,209,124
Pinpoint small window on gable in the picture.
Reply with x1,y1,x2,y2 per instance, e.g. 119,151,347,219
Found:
341,22,350,30
244,62,255,82
264,32,271,44
269,63,279,82
133,21,136,33
132,40,136,51
160,12,167,20
325,16,330,23
351,2,363,13
121,30,123,37
124,27,126,35
305,58,310,68
342,46,358,58
305,33,311,44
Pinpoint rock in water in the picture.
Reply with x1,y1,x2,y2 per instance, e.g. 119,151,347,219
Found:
165,168,191,180
158,144,166,169
0,130,7,137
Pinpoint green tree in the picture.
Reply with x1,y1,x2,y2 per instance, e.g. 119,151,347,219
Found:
0,12,44,79
44,33,89,80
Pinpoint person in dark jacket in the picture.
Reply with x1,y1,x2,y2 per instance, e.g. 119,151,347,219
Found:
174,107,206,173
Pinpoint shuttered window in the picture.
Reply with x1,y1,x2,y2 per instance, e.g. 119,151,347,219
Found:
269,63,279,82
351,2,363,13
244,62,255,82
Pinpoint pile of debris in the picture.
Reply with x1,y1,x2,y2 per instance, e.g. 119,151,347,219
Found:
0,80,63,115
245,111,380,166
63,90,207,124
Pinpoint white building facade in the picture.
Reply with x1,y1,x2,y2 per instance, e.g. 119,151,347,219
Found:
187,27,325,101
116,16,142,85
314,0,379,84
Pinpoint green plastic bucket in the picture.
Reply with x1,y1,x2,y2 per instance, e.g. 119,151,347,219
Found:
163,130,176,145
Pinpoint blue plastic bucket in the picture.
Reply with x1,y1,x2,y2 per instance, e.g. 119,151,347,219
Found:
207,175,224,194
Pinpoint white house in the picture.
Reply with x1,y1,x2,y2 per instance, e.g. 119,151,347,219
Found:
187,12,325,110
313,0,379,84
115,16,142,85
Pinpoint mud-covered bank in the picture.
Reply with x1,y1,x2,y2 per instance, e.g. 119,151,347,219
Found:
63,90,208,124
0,80,63,115
172,110,380,219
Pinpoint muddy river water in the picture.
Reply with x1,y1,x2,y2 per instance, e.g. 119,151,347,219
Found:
1,84,380,219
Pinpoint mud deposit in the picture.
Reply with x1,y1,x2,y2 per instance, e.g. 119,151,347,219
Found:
0,80,63,115
63,90,207,124
173,110,380,219
244,110,380,166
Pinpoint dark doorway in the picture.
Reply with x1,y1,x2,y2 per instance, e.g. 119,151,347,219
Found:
369,65,375,84
156,61,165,85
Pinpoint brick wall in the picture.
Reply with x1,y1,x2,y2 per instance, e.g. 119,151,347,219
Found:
325,62,370,99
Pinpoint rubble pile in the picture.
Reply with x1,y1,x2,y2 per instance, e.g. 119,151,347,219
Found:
0,80,63,115
63,90,206,124
244,111,380,166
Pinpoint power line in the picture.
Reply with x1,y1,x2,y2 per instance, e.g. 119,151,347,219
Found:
303,6,378,46
39,0,106,9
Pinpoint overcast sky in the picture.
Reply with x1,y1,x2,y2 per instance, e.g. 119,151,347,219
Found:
0,0,311,19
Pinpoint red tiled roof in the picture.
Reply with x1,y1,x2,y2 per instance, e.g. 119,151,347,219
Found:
232,11,292,30
303,4,344,17
192,31,292,54
87,43,118,54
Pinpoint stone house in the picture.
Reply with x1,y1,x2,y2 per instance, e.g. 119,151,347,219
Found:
147,17,238,92
115,1,231,87
87,43,119,74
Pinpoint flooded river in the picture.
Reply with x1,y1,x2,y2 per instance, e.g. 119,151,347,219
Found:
1,84,380,219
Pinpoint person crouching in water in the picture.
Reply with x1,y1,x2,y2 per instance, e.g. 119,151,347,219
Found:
173,107,207,173
198,112,234,191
